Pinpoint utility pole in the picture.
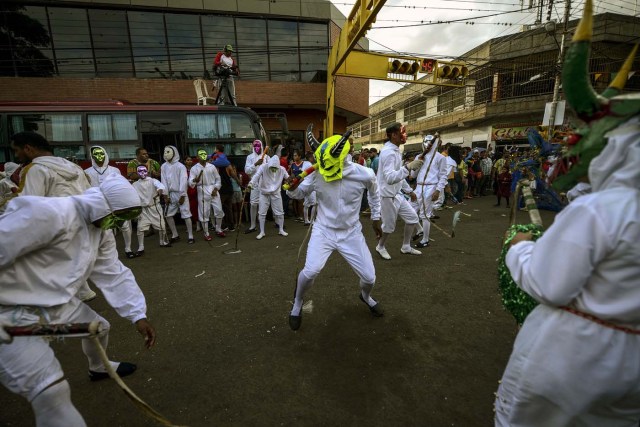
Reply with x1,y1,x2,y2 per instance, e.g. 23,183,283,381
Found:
547,0,572,135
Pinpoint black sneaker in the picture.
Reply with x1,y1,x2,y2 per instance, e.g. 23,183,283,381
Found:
412,231,423,242
244,227,257,234
415,241,430,248
187,238,195,244
89,362,137,382
125,251,136,259
169,236,180,243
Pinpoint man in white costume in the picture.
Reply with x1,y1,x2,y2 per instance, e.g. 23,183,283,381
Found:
0,174,156,427
11,132,97,301
495,3,640,423
286,128,383,330
189,148,225,240
248,154,289,240
84,145,137,258
132,165,170,255
161,145,195,244
375,123,424,260
243,139,270,233
84,145,121,187
412,134,449,248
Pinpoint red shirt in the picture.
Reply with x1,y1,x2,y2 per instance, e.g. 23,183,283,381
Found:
280,156,289,169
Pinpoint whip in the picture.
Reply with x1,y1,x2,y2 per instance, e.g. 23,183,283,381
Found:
223,186,250,255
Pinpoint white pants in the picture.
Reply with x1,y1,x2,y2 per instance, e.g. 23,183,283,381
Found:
250,186,261,206
165,191,191,218
302,224,376,284
137,203,165,232
495,304,640,426
0,299,110,402
415,184,437,220
380,194,419,233
197,190,224,223
258,192,284,217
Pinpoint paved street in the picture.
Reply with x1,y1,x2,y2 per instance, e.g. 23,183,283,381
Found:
0,195,558,427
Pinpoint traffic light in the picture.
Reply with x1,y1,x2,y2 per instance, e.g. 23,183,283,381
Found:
388,59,420,76
436,61,469,80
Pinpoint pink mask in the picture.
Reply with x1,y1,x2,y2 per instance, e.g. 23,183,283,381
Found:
137,165,148,179
253,140,262,154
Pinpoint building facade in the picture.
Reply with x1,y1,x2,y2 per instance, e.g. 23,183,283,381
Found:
0,0,369,156
351,13,639,153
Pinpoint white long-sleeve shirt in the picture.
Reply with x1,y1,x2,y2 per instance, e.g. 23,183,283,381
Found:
132,177,165,207
377,141,412,197
161,159,188,197
415,150,449,192
189,162,221,197
0,195,148,323
21,156,91,197
287,161,381,231
249,156,289,195
244,152,270,177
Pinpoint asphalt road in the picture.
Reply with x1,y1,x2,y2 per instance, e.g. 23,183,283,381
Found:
0,194,558,427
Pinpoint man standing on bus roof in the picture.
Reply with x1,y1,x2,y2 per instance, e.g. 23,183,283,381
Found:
213,44,239,106
161,145,195,244
127,148,160,182
10,131,98,303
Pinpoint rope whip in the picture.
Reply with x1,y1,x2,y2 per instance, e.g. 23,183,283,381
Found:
6,322,186,427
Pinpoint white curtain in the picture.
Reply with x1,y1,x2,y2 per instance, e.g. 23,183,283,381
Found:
88,115,111,141
187,114,216,139
51,115,82,142
113,114,137,140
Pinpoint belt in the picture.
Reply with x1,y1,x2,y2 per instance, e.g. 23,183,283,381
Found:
560,306,640,335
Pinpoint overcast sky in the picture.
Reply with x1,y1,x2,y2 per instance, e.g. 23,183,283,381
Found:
330,0,639,105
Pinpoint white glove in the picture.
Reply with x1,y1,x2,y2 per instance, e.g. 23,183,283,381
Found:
0,324,13,344
405,159,424,172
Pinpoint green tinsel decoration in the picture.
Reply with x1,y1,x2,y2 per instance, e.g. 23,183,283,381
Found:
498,224,544,325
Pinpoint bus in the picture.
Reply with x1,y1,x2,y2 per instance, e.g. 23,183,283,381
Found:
0,100,270,173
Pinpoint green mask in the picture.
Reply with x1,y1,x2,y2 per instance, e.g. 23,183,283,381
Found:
197,150,208,161
269,167,278,173
100,208,142,231
92,147,106,164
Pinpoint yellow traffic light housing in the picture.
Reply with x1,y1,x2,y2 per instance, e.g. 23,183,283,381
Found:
436,61,469,80
389,59,420,75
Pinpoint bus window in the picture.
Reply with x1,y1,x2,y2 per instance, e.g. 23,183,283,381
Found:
88,114,137,141
52,145,86,161
186,114,217,139
218,113,255,139
48,115,83,142
9,114,47,138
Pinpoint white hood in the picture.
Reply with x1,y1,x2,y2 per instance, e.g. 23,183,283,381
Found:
89,145,110,175
32,156,85,182
74,174,141,223
164,145,181,164
589,116,640,193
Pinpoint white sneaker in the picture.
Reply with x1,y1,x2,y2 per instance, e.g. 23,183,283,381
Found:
79,290,97,302
375,246,391,260
256,232,265,240
401,247,422,255
279,230,289,236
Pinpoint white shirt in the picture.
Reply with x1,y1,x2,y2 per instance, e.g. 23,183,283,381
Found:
132,177,165,207
415,149,449,192
249,156,289,195
161,159,188,196
85,165,121,187
244,152,270,177
189,162,221,197
377,141,412,197
287,161,381,231
21,156,91,197
0,195,147,322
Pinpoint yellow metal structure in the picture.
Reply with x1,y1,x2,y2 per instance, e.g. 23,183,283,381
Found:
324,0,469,136
325,0,387,137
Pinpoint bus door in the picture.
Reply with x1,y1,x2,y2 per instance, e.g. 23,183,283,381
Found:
139,112,185,162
